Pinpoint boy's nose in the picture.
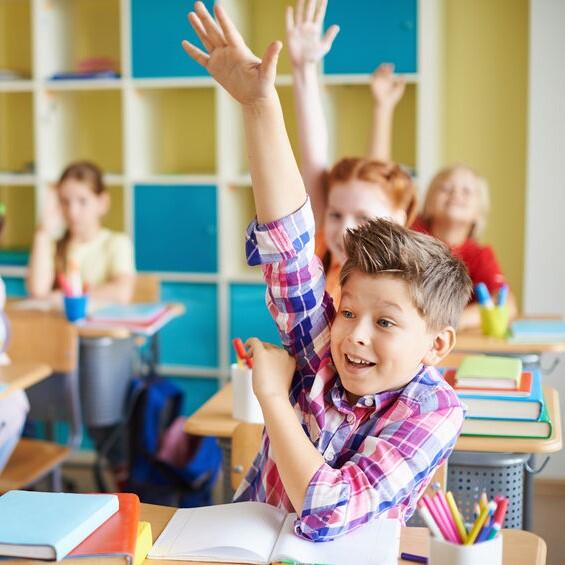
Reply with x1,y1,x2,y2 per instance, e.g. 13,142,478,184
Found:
349,320,370,345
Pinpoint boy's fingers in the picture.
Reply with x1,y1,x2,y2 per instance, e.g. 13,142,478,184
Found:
295,0,305,25
261,41,282,82
181,40,210,67
194,1,226,47
188,12,212,52
304,0,316,22
313,0,328,25
214,3,244,46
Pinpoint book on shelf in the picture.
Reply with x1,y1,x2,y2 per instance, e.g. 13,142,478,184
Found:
148,501,400,565
509,319,565,343
0,491,119,560
460,391,553,439
133,522,152,565
444,369,543,420
455,355,522,389
65,493,140,565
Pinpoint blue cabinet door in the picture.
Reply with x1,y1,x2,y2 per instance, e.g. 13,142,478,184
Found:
131,0,214,78
160,281,218,367
2,276,27,298
324,0,417,74
229,283,281,363
134,184,217,273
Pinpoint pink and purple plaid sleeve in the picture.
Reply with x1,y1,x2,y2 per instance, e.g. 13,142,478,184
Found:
245,199,334,374
296,396,464,541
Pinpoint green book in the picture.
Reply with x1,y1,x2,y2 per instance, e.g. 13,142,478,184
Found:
456,355,522,389
461,399,552,439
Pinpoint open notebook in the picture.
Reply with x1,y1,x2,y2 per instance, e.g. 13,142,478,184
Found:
148,501,400,565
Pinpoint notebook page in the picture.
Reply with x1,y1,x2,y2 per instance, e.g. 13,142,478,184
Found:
270,514,401,565
149,502,286,563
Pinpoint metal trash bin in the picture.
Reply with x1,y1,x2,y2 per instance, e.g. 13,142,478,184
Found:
446,451,531,529
79,336,135,427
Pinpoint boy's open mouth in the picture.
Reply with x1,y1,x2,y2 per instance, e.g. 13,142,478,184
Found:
344,353,376,369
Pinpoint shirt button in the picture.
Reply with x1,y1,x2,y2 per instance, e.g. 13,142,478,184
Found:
364,397,374,407
346,413,355,424
324,450,334,462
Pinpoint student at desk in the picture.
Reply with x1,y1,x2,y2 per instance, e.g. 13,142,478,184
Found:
26,160,135,306
182,2,471,541
26,161,136,484
368,69,518,330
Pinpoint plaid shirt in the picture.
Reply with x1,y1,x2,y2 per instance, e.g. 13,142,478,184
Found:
233,199,464,542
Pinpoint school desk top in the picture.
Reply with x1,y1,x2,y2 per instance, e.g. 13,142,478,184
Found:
6,300,185,339
139,502,547,565
0,362,51,400
455,327,565,354
184,383,562,455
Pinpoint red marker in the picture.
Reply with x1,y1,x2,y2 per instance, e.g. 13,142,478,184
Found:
57,273,73,296
486,497,508,540
232,338,253,369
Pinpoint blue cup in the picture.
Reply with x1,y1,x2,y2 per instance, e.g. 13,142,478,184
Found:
63,295,88,322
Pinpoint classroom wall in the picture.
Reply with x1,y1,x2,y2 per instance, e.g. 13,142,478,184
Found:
524,0,565,480
442,0,528,307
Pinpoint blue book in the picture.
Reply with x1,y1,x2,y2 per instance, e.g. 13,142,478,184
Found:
510,319,565,343
0,491,119,560
89,303,167,324
446,369,544,421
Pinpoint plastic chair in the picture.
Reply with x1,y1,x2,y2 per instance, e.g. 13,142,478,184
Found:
0,310,81,492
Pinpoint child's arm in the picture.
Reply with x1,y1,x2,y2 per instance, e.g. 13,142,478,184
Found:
184,2,334,373
26,189,62,298
247,338,325,514
368,63,406,162
286,0,339,227
183,2,304,223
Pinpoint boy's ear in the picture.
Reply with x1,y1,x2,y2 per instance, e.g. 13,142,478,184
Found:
421,326,456,366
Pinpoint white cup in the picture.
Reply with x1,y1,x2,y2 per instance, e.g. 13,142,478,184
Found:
430,535,502,565
231,363,264,424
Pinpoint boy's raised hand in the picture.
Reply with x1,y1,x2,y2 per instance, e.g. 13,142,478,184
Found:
370,63,406,109
286,0,339,67
182,2,281,106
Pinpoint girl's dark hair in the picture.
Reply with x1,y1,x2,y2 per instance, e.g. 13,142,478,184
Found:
54,161,106,284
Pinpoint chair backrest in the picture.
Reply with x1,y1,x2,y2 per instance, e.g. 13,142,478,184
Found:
6,310,82,448
7,310,78,373
231,422,264,492
132,274,160,304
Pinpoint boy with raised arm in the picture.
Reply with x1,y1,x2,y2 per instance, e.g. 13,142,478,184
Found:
182,2,471,542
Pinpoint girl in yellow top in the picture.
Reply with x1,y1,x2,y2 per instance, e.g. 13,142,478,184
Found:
27,161,135,304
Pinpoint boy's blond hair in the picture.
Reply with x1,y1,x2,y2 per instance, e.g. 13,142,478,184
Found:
422,164,490,238
340,218,472,330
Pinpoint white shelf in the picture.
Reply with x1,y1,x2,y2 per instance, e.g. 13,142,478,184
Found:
44,79,123,91
0,174,36,185
131,174,218,186
132,77,216,89
0,80,34,92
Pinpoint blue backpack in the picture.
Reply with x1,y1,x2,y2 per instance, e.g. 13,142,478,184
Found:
124,376,222,507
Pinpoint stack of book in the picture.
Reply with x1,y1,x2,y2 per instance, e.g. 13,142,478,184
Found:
0,491,152,564
443,355,552,439
509,319,565,343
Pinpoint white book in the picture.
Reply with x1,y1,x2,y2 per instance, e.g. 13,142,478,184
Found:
148,501,400,565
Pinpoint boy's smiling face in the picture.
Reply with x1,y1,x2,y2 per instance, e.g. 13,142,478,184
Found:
330,270,448,403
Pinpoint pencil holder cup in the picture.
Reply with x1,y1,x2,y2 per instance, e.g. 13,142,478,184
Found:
231,363,263,424
480,306,509,338
63,294,88,322
429,535,502,565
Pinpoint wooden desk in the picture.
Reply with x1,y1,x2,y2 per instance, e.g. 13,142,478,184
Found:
0,362,52,400
140,503,547,565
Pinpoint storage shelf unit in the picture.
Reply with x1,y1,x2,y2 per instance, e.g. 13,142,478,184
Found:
0,0,441,406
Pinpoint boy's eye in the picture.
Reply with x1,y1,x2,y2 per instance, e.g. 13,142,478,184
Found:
377,319,394,328
341,309,354,319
